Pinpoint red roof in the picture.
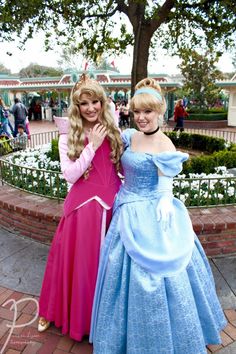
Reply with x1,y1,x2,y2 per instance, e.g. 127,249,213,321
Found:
0,80,20,85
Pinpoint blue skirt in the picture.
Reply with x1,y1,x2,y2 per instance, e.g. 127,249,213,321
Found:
91,231,226,354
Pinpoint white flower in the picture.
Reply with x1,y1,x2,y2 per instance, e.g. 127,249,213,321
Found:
228,187,235,196
179,194,187,202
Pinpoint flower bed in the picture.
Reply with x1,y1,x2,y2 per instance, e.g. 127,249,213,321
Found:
1,144,236,207
174,167,236,207
1,144,69,200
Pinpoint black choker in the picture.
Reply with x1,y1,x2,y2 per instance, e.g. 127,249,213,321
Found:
143,126,159,135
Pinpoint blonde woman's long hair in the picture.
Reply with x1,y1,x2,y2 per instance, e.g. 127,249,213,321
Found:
67,75,123,172
130,78,166,120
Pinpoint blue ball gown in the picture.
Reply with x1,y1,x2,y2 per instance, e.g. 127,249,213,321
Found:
90,129,226,354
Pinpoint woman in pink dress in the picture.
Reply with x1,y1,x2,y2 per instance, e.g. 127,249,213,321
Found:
38,74,123,341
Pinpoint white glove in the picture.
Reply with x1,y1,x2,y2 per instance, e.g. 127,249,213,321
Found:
156,176,175,231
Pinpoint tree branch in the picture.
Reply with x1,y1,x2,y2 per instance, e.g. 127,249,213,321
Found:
150,0,176,32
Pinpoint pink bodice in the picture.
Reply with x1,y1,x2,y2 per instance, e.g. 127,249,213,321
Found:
63,138,121,217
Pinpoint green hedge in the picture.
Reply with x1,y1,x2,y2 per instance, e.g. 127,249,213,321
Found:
187,107,227,114
165,132,236,176
182,150,236,175
165,132,226,153
47,138,60,161
187,113,227,121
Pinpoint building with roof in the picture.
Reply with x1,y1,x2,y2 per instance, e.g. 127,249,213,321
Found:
0,70,182,120
217,74,236,127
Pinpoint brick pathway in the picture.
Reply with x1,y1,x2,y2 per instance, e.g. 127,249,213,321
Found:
0,287,92,354
0,285,235,354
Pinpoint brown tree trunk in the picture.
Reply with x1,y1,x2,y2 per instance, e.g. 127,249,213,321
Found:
131,25,153,96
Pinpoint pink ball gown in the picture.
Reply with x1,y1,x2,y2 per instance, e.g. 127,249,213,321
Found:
39,117,121,341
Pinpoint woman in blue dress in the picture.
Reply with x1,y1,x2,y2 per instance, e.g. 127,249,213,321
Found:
90,78,226,354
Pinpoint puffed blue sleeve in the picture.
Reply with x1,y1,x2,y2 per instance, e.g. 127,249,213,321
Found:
121,128,137,149
152,151,189,177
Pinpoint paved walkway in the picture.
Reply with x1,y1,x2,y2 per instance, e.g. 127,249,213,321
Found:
0,227,235,354
0,120,236,353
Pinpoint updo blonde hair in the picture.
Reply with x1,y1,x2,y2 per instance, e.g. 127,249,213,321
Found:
67,75,123,172
130,78,166,116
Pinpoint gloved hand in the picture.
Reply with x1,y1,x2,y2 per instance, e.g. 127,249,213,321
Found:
156,176,175,231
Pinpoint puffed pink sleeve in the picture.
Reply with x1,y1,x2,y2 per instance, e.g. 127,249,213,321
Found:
59,134,95,184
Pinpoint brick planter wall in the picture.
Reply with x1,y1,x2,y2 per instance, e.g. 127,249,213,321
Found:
0,185,63,245
0,185,236,257
188,207,236,256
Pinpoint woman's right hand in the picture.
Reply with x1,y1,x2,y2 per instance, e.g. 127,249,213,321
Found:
88,123,107,151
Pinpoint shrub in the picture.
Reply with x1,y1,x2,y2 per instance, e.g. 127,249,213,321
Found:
187,113,227,121
187,106,227,114
165,132,226,153
165,132,236,176
182,150,236,176
47,138,60,161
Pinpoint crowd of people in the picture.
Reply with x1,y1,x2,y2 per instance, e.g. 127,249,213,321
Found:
0,92,131,155
0,97,30,153
35,74,226,354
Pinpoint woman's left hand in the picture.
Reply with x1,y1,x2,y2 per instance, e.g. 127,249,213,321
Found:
156,195,175,231
88,123,107,151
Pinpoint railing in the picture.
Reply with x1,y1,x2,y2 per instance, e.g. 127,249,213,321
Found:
173,176,236,207
27,131,59,148
0,159,68,202
0,131,59,156
162,126,236,143
0,158,236,207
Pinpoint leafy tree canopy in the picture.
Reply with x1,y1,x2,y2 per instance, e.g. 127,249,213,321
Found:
179,49,224,109
18,63,63,78
0,0,235,91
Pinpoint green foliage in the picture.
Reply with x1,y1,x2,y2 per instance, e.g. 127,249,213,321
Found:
229,144,236,152
178,49,224,109
166,132,226,153
187,113,227,121
182,151,236,176
173,175,236,207
187,107,227,114
0,137,12,155
0,1,236,90
207,107,227,113
47,138,60,161
165,132,236,176
1,161,68,199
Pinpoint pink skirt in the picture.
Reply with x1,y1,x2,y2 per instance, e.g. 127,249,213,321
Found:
39,200,112,341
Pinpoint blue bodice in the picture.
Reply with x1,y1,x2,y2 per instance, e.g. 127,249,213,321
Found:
115,128,189,206
122,150,159,196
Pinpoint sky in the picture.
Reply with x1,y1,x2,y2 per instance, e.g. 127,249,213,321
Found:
0,35,235,76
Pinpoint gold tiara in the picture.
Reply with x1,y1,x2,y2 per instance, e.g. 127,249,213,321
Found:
72,73,96,93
